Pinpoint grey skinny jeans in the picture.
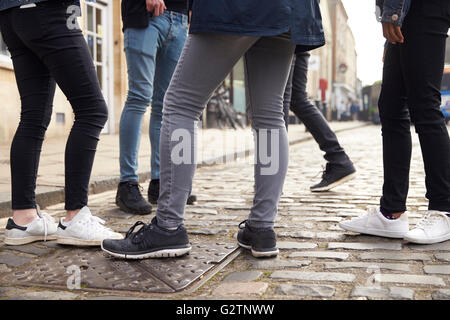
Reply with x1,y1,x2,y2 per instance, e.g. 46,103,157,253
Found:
156,33,295,229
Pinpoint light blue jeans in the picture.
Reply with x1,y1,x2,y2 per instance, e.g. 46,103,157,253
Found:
119,11,188,182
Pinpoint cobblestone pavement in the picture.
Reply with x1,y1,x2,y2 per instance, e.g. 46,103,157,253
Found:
1,125,450,300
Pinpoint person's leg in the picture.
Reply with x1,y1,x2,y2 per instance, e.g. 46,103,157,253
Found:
119,25,162,184
116,47,155,215
26,15,108,213
116,15,175,215
402,0,450,244
290,52,352,168
244,36,294,229
150,13,188,182
101,33,258,259
339,12,411,239
147,13,197,205
377,43,412,216
0,10,55,225
236,36,294,258
401,0,450,213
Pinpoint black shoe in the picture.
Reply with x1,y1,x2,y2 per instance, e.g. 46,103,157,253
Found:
148,179,160,204
186,194,197,205
101,217,191,259
310,163,356,192
148,179,197,205
116,181,152,215
237,220,279,258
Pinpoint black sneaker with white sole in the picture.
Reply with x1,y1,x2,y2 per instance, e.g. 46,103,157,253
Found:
101,217,191,259
237,220,279,258
310,163,356,192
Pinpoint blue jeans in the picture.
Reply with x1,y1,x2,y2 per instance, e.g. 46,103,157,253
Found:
119,11,188,182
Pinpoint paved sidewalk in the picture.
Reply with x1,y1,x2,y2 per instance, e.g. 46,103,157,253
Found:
0,124,449,300
0,122,366,217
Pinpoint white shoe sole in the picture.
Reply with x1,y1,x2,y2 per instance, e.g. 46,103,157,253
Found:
311,172,356,192
404,233,450,244
57,236,104,246
339,221,407,239
101,243,192,259
237,241,279,258
4,235,57,246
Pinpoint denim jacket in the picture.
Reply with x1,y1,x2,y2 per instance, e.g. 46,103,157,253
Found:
188,0,325,52
376,0,411,26
0,0,94,12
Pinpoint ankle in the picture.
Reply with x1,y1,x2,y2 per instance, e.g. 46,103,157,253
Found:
64,209,81,223
12,208,38,226
391,212,404,219
380,207,404,220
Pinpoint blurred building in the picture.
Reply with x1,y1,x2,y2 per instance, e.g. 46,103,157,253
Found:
303,0,334,120
327,0,359,120
362,81,382,123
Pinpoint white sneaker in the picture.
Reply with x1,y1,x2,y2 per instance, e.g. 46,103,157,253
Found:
339,206,409,238
4,206,57,245
404,211,450,244
57,206,123,246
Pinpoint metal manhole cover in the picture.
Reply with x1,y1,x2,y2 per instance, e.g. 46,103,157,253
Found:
1,242,239,293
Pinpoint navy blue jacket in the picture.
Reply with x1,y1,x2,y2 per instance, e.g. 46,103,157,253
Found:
0,0,93,12
188,0,325,52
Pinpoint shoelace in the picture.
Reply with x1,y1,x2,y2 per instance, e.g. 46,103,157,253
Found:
415,211,450,232
83,215,115,237
36,205,55,242
125,221,149,240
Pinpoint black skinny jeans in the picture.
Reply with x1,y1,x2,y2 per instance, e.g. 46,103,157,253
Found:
283,52,352,168
0,1,108,211
379,0,450,214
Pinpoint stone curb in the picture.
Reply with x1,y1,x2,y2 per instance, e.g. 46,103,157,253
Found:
0,122,370,218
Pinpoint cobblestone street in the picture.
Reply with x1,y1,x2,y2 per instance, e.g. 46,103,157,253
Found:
1,124,449,300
